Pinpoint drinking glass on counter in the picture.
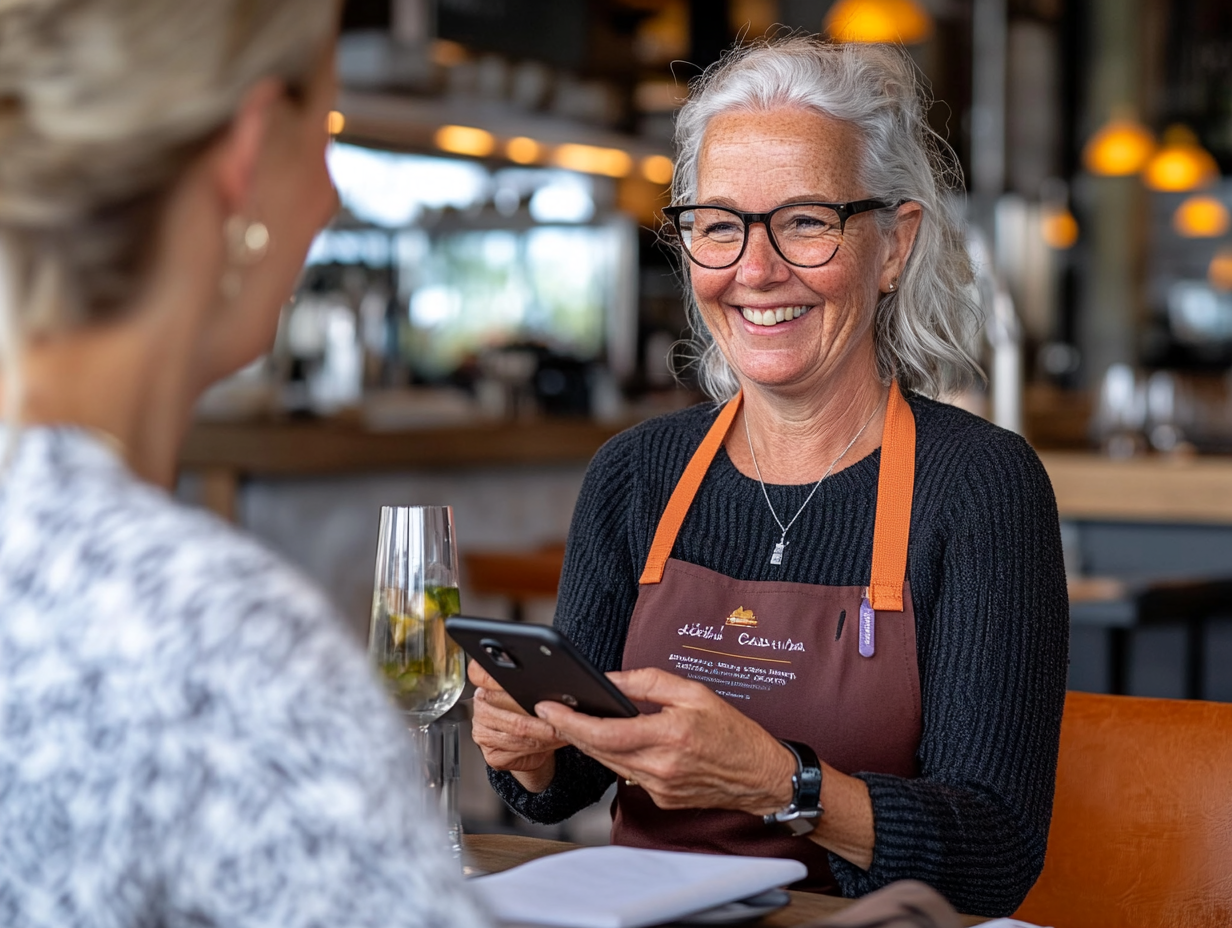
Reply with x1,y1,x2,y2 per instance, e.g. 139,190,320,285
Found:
368,505,466,852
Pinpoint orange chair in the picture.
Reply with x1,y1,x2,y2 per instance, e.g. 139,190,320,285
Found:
462,544,566,623
1015,691,1232,928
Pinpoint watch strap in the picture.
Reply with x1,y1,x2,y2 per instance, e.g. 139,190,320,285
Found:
763,739,823,835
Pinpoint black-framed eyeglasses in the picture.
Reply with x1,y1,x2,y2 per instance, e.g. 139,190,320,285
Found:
662,199,893,270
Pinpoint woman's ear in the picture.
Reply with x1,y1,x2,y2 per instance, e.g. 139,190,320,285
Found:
209,78,286,217
880,201,923,291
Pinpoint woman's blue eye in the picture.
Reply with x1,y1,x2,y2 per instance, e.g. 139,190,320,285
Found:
784,215,832,232
699,221,742,239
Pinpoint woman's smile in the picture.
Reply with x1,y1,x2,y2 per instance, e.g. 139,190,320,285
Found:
736,304,814,328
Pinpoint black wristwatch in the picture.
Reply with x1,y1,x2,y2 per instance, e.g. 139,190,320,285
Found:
763,739,823,836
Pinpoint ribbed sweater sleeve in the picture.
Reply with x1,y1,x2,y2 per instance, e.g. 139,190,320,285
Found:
826,431,1069,914
487,397,1068,917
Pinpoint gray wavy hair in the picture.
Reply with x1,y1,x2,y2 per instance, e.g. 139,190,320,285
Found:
0,0,336,432
670,35,982,401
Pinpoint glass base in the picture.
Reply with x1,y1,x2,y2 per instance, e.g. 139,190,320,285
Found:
411,719,464,859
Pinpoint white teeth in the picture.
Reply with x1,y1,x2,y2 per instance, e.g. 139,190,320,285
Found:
741,306,810,327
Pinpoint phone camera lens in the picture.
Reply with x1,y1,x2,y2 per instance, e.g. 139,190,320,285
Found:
560,693,578,707
481,640,519,669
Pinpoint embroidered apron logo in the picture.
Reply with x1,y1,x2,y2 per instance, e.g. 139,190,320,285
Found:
725,606,758,627
736,632,806,652
678,622,723,641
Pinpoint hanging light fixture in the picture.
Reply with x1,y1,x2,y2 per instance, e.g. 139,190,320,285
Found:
1082,108,1156,176
1210,248,1232,291
1040,206,1079,249
434,125,495,158
823,0,934,45
1172,195,1230,238
1144,125,1220,192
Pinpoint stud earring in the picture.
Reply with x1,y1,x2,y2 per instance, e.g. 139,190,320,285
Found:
887,278,899,293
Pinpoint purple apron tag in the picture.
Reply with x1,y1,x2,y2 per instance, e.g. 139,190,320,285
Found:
859,595,875,658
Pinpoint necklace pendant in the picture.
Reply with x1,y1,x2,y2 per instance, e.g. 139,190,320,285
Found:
770,542,786,566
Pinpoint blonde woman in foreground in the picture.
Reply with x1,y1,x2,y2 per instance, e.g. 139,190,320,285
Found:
0,2,490,926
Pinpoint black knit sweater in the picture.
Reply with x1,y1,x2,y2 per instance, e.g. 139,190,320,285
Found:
489,394,1069,917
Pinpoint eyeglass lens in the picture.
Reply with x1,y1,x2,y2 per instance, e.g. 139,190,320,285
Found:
675,205,845,269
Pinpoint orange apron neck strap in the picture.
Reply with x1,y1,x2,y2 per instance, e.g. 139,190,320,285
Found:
639,392,743,585
868,381,916,612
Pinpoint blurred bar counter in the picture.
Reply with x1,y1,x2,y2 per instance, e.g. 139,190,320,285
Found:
181,402,1232,527
180,415,634,522
1025,383,1232,524
1041,453,1232,524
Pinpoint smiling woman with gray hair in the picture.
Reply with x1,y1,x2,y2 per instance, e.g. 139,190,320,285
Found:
471,36,1068,917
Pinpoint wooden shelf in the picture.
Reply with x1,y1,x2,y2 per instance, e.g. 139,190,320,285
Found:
180,416,630,477
1040,451,1232,523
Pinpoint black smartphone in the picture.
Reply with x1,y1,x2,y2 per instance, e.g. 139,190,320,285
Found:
445,616,639,719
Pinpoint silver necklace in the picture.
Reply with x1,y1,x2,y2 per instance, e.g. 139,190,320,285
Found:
744,394,884,565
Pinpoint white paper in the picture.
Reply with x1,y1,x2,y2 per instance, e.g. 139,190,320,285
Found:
471,846,808,928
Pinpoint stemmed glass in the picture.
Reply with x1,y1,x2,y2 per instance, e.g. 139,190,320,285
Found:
368,505,466,848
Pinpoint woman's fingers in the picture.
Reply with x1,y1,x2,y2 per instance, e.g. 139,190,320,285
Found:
535,668,795,816
471,686,566,772
473,688,562,742
534,699,680,768
467,662,533,716
467,659,501,690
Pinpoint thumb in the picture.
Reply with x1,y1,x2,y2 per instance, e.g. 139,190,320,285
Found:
533,700,575,726
607,667,694,705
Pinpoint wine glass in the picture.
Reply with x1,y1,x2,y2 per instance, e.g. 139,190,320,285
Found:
368,505,466,848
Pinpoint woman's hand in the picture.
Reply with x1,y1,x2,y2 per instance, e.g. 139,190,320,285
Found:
532,667,797,817
468,661,567,793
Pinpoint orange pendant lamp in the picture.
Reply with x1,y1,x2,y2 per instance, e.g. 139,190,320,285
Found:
1144,125,1220,192
1210,248,1232,291
1082,109,1156,176
1041,206,1079,249
1173,195,1230,238
824,0,934,45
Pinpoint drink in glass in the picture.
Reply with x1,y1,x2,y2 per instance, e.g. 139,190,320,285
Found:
368,505,466,852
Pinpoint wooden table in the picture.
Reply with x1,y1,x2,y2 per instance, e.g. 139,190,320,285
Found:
462,833,988,926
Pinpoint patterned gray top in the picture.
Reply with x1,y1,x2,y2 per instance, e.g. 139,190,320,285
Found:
0,428,492,928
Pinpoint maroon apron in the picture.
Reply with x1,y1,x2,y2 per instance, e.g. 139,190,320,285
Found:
610,383,923,892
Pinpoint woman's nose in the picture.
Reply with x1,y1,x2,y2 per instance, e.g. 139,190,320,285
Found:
735,222,791,288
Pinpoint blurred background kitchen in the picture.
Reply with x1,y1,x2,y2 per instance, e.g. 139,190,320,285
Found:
177,0,1232,838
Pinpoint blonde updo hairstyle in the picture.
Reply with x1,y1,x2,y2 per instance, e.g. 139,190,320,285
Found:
0,0,337,427
671,36,982,401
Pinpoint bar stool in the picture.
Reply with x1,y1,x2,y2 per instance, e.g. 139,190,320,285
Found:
462,544,566,623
